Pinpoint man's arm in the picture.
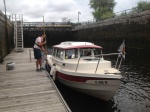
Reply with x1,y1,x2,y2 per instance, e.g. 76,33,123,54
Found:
41,46,48,54
38,41,46,47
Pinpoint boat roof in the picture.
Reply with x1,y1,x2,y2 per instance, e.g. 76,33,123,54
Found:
53,41,102,49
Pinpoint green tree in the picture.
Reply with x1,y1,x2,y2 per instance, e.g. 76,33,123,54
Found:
89,0,116,20
136,1,150,12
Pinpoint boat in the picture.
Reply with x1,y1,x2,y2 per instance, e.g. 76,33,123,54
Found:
46,41,125,101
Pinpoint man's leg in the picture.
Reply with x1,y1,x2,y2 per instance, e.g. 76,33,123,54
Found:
36,59,38,69
36,59,42,72
36,59,40,71
34,48,39,71
34,48,42,72
41,51,46,69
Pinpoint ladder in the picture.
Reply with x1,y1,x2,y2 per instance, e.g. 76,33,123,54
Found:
11,14,24,52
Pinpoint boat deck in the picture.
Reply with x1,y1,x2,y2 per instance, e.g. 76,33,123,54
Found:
47,56,119,75
0,48,71,112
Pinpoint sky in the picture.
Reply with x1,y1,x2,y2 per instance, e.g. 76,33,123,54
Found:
0,0,149,23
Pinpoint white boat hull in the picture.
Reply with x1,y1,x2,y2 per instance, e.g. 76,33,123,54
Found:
56,71,121,101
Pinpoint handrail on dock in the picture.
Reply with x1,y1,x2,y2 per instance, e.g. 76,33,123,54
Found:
23,22,72,27
29,49,33,62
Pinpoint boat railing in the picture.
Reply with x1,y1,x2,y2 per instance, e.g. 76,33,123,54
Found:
75,53,123,74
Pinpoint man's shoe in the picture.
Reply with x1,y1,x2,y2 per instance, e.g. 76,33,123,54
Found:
40,67,45,70
36,69,40,72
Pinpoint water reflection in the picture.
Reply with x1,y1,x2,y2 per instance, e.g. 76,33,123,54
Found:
109,61,150,112
55,80,110,112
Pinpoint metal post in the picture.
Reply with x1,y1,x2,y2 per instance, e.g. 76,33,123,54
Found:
115,57,119,68
118,57,123,70
95,56,101,74
29,49,31,62
3,0,9,53
78,11,81,25
75,57,81,72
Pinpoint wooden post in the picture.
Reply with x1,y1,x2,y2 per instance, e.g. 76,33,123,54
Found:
43,16,47,50
43,16,45,35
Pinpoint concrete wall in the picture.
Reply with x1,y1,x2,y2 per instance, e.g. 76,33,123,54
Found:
75,11,150,44
0,11,14,62
73,11,150,62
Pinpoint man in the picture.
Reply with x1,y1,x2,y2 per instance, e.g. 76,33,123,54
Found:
33,34,47,72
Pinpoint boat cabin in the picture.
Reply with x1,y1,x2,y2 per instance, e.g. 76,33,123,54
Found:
47,41,117,74
52,41,102,60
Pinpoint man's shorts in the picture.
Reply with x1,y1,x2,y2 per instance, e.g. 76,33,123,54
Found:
34,48,41,59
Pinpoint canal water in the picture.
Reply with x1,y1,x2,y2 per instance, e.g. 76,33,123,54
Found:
47,45,150,112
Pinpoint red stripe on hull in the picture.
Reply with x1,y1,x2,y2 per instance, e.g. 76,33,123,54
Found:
56,71,120,82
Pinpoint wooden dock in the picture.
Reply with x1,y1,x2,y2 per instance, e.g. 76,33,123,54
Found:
0,48,71,112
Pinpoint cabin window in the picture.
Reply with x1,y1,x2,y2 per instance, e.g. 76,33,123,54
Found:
65,49,78,59
56,49,64,59
56,49,60,57
52,48,56,56
60,50,64,59
94,48,101,56
80,48,93,57
80,48,101,57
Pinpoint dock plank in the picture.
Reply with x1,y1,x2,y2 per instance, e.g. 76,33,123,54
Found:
0,48,70,112
0,102,67,112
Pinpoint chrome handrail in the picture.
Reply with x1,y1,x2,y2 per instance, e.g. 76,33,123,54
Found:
75,52,123,73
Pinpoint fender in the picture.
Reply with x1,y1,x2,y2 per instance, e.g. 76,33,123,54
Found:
45,61,51,73
50,65,56,81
